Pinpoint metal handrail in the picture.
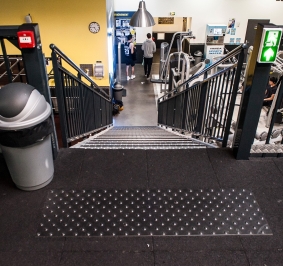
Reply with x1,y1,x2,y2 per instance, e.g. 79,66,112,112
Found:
160,43,247,101
50,44,110,99
50,44,113,148
157,43,246,147
159,62,237,103
56,63,111,102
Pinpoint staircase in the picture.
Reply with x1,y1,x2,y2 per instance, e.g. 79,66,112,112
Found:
72,126,212,149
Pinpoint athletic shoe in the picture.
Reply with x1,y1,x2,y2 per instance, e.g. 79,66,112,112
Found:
127,76,131,81
131,75,136,79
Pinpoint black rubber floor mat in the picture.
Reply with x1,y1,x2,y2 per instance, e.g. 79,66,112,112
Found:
37,188,272,237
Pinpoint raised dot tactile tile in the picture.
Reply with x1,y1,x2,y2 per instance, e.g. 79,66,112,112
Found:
250,144,283,154
37,188,272,237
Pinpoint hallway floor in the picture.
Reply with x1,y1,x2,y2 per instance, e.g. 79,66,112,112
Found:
1,64,283,265
113,64,159,126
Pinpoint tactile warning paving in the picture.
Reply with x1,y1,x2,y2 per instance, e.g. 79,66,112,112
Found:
37,189,272,237
250,144,283,153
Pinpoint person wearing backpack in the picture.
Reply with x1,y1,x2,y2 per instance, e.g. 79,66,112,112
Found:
142,33,156,80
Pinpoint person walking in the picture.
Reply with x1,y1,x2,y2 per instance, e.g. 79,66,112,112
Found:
124,34,136,81
142,33,156,80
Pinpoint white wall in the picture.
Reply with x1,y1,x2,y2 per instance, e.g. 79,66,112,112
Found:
135,27,152,43
114,0,283,44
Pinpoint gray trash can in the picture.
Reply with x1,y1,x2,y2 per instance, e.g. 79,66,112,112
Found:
0,83,54,191
113,82,123,102
194,50,203,64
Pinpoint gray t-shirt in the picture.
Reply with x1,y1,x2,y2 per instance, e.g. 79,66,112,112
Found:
142,39,156,58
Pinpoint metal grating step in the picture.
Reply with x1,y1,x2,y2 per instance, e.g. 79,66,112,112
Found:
79,140,205,149
79,145,205,149
88,139,195,143
97,136,185,139
37,188,272,237
71,126,212,149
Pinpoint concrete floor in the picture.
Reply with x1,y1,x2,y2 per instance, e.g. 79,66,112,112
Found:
113,64,159,126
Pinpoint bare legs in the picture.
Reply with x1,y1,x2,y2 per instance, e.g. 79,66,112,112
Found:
131,66,135,76
126,65,135,80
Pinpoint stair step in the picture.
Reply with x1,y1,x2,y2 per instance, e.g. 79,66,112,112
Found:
87,140,195,143
79,145,205,149
71,126,212,149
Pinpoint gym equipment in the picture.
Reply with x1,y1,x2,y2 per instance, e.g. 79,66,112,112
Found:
204,24,227,67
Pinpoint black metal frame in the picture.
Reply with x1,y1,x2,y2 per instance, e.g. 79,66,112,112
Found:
0,23,59,158
233,24,282,159
50,44,113,147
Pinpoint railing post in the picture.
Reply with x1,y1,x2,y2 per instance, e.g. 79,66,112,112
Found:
233,23,278,159
222,45,246,147
77,73,87,135
18,23,59,158
195,82,208,133
51,48,69,148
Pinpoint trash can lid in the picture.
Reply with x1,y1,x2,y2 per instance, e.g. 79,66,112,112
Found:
113,82,123,91
161,42,169,48
194,50,203,56
0,83,34,118
0,83,51,130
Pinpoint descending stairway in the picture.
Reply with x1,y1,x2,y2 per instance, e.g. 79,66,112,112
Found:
72,126,212,149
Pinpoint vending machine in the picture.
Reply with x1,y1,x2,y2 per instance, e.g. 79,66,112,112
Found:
204,24,227,65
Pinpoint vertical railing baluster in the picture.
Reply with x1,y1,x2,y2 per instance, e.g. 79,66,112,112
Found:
223,46,245,147
266,79,283,145
195,81,208,133
51,51,69,147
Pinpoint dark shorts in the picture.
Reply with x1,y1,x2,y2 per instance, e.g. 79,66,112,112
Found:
125,56,135,67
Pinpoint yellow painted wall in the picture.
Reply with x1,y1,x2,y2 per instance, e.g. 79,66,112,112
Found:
0,0,109,86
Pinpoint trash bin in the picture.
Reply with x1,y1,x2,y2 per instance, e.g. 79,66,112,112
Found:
0,83,54,191
112,82,123,102
194,50,203,64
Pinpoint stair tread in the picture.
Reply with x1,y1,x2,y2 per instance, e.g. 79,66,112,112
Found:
72,126,211,149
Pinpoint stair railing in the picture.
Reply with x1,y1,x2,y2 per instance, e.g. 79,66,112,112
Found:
50,44,113,147
158,44,246,147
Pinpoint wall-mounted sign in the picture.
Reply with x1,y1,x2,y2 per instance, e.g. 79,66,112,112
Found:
114,12,136,45
158,17,174,24
257,28,282,63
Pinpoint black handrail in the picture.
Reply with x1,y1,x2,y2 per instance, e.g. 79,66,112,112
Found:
50,44,109,99
50,44,113,147
158,43,246,148
161,43,248,100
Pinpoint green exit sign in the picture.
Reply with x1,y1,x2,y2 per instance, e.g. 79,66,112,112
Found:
257,28,282,63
